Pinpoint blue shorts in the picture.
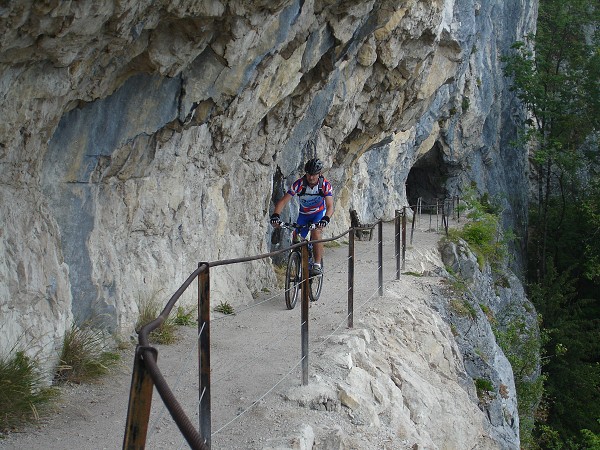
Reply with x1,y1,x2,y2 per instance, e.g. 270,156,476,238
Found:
296,210,325,238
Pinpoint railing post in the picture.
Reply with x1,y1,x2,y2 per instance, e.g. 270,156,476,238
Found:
410,204,416,245
198,263,211,448
123,346,156,449
301,244,310,386
452,196,456,220
402,206,407,270
378,220,383,296
395,210,401,280
429,204,433,230
348,228,355,328
442,201,448,236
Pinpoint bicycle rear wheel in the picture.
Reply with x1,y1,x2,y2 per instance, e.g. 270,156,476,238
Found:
285,251,302,309
309,257,324,302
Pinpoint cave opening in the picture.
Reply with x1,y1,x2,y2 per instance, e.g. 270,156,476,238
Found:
406,142,449,208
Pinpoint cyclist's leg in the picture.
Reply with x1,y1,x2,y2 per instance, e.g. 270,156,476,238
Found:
296,213,313,239
304,211,325,268
311,227,323,265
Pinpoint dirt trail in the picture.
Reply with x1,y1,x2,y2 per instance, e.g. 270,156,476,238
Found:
0,218,452,450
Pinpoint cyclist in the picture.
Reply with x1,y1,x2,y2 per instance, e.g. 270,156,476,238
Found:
270,158,334,275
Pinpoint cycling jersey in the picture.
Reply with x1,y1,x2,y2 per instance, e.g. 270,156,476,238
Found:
287,176,333,215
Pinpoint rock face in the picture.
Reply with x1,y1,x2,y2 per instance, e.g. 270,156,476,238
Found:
293,285,518,449
277,233,525,449
1,0,536,427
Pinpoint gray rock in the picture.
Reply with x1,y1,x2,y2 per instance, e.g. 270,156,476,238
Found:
0,6,537,445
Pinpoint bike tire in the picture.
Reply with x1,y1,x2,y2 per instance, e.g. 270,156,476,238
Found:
285,251,302,309
309,257,324,302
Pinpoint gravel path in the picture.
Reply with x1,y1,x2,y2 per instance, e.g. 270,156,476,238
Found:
1,218,452,450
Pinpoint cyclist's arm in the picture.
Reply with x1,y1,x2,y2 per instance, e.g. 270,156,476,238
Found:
324,195,334,219
273,193,293,215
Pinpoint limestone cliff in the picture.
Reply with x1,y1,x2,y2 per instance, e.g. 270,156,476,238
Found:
0,0,537,442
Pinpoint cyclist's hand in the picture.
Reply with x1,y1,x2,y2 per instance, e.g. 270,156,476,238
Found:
318,215,330,228
270,213,281,227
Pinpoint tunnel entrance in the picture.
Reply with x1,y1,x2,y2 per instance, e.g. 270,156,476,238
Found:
406,142,449,207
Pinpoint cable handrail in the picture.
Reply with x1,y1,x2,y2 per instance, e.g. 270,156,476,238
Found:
124,198,460,449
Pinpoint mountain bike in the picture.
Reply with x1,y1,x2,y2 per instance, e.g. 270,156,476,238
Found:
279,222,324,309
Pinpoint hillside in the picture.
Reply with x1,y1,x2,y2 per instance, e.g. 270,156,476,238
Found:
1,220,523,449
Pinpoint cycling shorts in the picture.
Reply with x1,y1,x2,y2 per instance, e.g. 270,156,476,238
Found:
296,210,325,238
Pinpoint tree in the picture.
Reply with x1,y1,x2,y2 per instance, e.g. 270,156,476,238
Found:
503,0,600,282
502,0,600,447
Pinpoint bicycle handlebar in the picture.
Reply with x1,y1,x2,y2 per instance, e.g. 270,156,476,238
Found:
280,222,317,230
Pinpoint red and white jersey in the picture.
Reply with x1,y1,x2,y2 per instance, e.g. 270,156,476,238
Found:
287,176,333,215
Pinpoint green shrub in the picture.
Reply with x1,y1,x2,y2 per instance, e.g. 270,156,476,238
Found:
0,350,57,431
475,378,495,402
451,188,509,271
213,301,235,315
450,298,477,320
479,303,495,323
136,293,178,344
54,322,120,384
173,305,197,327
494,317,544,447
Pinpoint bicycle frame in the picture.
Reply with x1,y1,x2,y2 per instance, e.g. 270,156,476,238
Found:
279,222,323,308
283,222,314,243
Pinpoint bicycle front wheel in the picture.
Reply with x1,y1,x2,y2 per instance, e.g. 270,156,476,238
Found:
285,250,302,309
309,257,324,302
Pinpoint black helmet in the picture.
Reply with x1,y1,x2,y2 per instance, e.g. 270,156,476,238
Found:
304,158,324,175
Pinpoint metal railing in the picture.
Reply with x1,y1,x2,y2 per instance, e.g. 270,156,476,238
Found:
123,199,459,449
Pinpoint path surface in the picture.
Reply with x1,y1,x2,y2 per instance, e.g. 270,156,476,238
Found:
0,217,453,450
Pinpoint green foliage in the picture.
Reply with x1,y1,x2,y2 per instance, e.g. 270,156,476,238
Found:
0,350,57,432
213,301,235,315
136,293,178,345
494,316,545,447
450,298,477,320
579,180,600,284
475,378,495,404
461,96,470,112
479,303,495,323
402,271,424,277
475,377,494,393
580,421,600,449
538,422,600,450
450,188,509,271
502,1,600,446
54,322,120,384
173,305,197,327
528,225,600,445
502,0,600,156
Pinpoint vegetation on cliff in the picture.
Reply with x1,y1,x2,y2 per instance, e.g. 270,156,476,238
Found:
502,0,600,447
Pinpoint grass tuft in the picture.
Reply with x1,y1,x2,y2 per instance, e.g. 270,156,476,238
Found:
450,298,477,320
54,322,120,384
213,301,235,315
402,271,423,277
0,350,57,432
136,293,179,345
475,377,495,401
173,305,197,327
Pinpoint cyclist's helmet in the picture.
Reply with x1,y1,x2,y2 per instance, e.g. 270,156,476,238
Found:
304,158,324,175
